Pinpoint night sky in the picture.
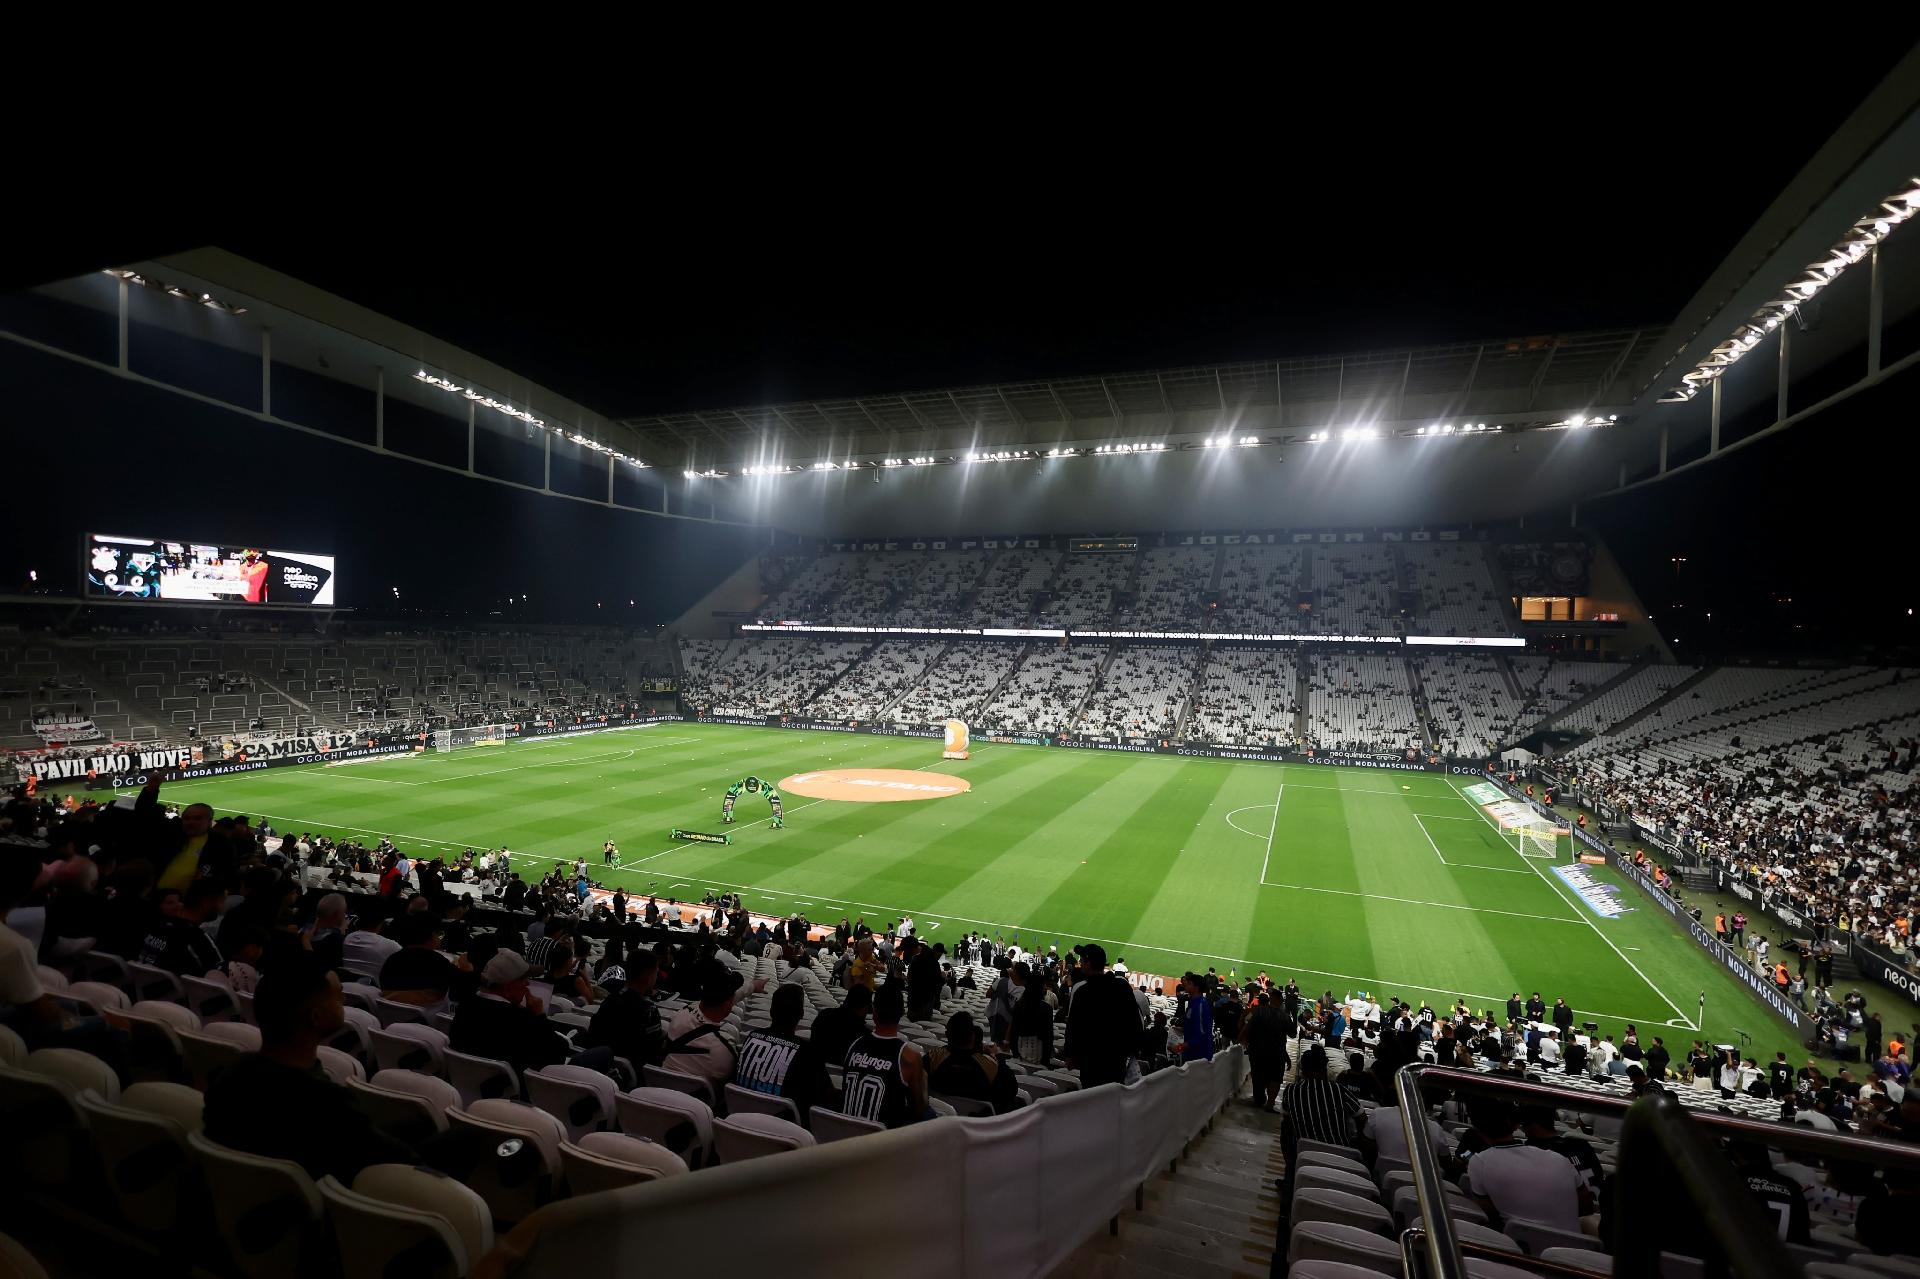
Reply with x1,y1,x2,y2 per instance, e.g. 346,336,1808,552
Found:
10,36,1919,653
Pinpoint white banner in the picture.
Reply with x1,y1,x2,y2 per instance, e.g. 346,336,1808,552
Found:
32,718,102,743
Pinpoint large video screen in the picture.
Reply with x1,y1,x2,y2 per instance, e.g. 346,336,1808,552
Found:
85,535,336,606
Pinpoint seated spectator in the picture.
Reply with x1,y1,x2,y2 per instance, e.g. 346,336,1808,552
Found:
303,893,348,973
377,913,457,1009
204,955,417,1181
662,970,743,1091
585,949,667,1069
0,848,129,1075
926,1010,1019,1114
219,924,268,994
341,908,402,979
808,984,870,1066
734,983,835,1122
1282,1046,1362,1151
841,981,927,1128
135,879,225,976
1463,1098,1589,1230
450,949,572,1075
541,942,599,1006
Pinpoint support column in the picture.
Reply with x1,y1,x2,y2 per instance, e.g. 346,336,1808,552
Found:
544,433,552,492
1709,377,1721,455
375,369,385,451
261,327,272,415
1777,324,1791,422
1659,423,1669,475
467,401,476,474
607,454,615,503
117,277,129,371
1869,245,1884,377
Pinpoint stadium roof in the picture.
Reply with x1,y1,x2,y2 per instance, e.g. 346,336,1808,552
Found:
616,328,1662,466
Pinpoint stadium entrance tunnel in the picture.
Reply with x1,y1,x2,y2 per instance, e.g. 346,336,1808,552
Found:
777,768,972,802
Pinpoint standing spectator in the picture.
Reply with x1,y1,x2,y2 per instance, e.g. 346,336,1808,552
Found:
1645,1036,1672,1081
1241,993,1290,1111
906,938,943,1023
1181,973,1215,1062
1010,964,1055,1065
1551,998,1575,1037
1062,943,1141,1087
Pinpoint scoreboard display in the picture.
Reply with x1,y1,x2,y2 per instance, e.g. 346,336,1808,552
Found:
85,534,337,606
1069,536,1139,553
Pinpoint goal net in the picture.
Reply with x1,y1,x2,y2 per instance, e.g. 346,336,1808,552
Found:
433,724,513,752
1510,821,1572,861
1481,798,1571,860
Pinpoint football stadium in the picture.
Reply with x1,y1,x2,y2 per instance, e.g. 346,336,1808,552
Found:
5,49,1920,1279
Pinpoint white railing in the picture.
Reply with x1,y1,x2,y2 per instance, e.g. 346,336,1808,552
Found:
483,1046,1245,1279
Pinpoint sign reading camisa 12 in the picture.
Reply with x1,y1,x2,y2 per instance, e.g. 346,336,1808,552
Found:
84,534,336,606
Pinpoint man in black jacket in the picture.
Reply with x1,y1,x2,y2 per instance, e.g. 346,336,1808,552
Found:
1063,943,1142,1088
1552,998,1575,1036
585,948,667,1068
449,949,570,1075
907,938,944,1023
808,984,870,1065
1645,1036,1672,1081
135,880,225,976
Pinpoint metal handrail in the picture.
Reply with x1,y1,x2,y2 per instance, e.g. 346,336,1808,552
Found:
1393,1063,1920,1279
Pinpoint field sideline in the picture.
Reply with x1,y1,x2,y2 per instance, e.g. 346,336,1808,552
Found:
118,722,1811,1061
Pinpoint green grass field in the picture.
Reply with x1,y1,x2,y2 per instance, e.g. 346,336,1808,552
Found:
120,723,1810,1062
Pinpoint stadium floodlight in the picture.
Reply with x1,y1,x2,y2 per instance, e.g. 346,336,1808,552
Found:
1663,178,1920,402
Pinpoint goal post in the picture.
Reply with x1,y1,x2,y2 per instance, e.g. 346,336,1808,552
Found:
433,724,514,752
1511,820,1572,861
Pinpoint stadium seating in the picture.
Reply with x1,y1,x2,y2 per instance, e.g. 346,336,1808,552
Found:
803,639,945,721
971,547,1060,627
974,643,1105,734
1075,646,1194,740
1402,541,1511,637
1187,648,1299,747
1120,545,1215,629
1306,652,1420,754
889,642,1023,729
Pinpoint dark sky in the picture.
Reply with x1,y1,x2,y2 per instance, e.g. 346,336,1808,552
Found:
37,35,1912,422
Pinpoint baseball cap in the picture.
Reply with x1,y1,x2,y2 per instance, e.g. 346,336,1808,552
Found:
483,950,531,984
599,965,627,986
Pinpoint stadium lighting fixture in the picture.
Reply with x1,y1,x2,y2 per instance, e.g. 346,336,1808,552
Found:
104,267,248,315
1663,178,1920,402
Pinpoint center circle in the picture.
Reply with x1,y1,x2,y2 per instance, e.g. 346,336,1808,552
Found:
777,768,973,803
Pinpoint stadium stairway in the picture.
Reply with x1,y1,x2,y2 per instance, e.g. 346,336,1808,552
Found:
1404,654,1437,751
1495,652,1525,701
1051,1096,1282,1279
975,642,1034,718
1205,544,1226,595
1171,646,1209,740
1068,646,1123,733
1291,651,1311,745
1599,664,1717,739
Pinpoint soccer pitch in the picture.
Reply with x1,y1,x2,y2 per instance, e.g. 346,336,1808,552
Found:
122,723,1806,1061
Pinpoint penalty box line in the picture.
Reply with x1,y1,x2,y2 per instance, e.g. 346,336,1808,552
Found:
1447,777,1698,1031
